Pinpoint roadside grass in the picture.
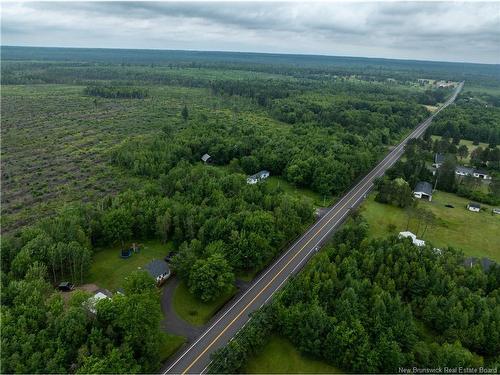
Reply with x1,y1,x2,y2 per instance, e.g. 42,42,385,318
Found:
244,335,342,374
86,240,174,291
360,191,500,261
266,176,333,207
159,332,186,362
172,281,237,327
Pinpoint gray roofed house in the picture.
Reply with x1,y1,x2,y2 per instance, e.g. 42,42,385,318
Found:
455,166,474,176
413,181,433,201
145,259,171,286
201,153,212,163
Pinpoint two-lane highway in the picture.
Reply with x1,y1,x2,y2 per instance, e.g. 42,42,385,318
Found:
164,82,463,374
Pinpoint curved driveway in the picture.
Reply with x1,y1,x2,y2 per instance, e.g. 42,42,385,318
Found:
163,82,464,374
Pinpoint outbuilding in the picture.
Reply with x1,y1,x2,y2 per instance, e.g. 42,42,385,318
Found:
201,154,212,163
467,202,481,212
413,181,433,201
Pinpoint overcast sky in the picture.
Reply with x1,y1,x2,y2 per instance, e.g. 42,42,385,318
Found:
2,1,499,64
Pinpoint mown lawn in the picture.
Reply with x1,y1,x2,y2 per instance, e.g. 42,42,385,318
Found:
172,281,237,326
245,335,342,374
87,240,174,291
159,332,186,362
361,191,500,261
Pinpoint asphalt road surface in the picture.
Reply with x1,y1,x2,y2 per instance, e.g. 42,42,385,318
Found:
163,82,464,375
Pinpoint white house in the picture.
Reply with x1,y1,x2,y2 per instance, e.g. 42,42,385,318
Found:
398,231,426,247
247,170,270,184
413,181,433,201
467,202,481,212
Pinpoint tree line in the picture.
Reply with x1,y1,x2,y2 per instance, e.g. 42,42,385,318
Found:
430,98,500,147
84,85,148,99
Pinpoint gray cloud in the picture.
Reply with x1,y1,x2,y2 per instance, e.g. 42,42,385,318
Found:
1,1,499,63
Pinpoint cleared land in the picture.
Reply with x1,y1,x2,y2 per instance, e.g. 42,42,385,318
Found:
172,281,237,326
361,191,500,261
87,240,174,291
245,335,342,374
0,84,258,233
431,135,489,165
266,176,333,207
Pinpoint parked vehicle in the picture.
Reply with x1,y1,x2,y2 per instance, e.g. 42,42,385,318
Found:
57,282,74,292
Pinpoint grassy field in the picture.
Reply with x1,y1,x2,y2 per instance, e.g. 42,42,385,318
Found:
361,191,500,261
172,281,237,326
86,240,174,291
159,332,186,362
245,335,342,374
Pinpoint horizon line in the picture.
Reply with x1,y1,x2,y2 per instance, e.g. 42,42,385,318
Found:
2,44,498,67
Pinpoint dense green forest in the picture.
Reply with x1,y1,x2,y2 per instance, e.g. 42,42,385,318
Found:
2,47,499,373
209,217,500,373
430,96,500,146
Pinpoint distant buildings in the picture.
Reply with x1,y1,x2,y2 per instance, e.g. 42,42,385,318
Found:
413,181,433,201
435,80,456,88
247,170,270,184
